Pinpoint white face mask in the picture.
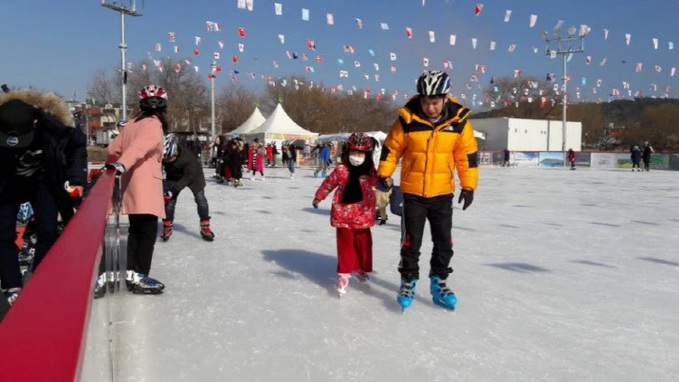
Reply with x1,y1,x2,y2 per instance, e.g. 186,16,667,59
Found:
349,154,365,166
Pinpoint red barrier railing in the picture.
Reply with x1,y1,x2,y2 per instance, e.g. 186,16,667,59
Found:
0,170,116,381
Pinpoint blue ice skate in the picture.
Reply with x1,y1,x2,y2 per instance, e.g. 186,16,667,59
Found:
430,275,457,310
397,278,418,312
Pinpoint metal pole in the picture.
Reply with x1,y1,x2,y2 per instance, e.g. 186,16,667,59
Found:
211,62,216,138
120,10,127,121
562,53,567,166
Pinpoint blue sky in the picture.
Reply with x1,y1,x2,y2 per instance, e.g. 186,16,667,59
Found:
1,0,678,108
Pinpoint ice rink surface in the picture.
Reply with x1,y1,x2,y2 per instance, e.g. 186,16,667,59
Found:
84,166,679,381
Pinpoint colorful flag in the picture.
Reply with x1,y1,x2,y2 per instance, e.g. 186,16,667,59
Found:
507,44,516,53
278,34,285,44
423,58,429,67
195,36,201,46
449,34,456,46
405,27,413,39
390,52,397,61
326,13,334,25
475,3,483,16
635,63,642,72
315,55,323,63
504,10,512,22
218,40,224,49
213,52,220,59
302,8,309,21
193,49,200,56
585,56,591,65
390,66,397,73
274,3,282,15
471,38,477,49
652,38,658,50
529,14,537,28
238,43,244,52
380,23,389,30
599,58,607,66
238,27,246,37
429,31,435,43
355,18,363,29
168,32,176,42
604,29,609,40
489,41,496,50
514,69,522,78
174,46,180,53
307,39,316,50
625,33,631,45
232,55,239,63
237,0,246,10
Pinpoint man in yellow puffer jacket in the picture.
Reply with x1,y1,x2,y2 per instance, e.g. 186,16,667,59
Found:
377,70,478,311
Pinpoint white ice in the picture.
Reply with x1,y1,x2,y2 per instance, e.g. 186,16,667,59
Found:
83,166,679,381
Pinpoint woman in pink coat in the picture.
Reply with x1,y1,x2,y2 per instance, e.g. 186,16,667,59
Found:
106,85,168,295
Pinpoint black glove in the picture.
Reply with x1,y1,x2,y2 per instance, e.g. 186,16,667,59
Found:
378,176,394,191
105,162,126,175
458,189,474,211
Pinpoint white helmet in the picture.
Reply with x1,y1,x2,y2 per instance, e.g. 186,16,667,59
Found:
416,70,452,96
163,133,178,160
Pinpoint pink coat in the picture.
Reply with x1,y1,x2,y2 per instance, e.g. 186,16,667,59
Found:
107,116,166,218
314,164,378,229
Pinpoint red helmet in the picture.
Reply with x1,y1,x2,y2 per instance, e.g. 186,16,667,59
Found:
138,85,168,111
139,85,167,100
347,132,373,151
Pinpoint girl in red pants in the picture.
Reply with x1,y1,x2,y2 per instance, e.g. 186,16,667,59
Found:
313,133,378,296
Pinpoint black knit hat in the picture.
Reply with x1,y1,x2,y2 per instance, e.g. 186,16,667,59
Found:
0,99,36,148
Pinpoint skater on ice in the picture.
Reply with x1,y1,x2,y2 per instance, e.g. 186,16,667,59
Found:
568,148,576,170
312,133,378,296
105,85,169,295
377,70,479,311
160,133,215,242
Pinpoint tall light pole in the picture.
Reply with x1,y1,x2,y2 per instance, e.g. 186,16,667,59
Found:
541,24,589,165
101,0,142,121
210,61,217,138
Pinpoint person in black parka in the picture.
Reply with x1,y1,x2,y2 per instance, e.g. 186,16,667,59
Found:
0,90,87,307
161,134,214,242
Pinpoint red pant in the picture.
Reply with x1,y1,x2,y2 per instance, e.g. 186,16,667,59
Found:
336,228,373,274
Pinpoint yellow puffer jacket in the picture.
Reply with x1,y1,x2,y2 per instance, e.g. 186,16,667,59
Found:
377,96,478,198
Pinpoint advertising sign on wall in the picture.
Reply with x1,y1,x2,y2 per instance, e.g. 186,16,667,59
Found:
539,152,565,167
590,153,618,169
514,152,539,167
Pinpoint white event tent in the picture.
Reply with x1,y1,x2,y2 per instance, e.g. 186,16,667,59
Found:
226,107,266,136
243,103,318,145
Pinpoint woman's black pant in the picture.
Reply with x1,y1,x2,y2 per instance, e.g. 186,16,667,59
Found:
127,214,158,275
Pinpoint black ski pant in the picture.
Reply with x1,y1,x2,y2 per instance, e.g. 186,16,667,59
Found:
643,157,650,171
165,188,210,222
127,214,158,275
399,193,454,280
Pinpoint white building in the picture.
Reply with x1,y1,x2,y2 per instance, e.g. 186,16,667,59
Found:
470,117,582,151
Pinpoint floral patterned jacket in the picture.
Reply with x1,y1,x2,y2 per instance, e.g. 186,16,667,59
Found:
314,163,378,229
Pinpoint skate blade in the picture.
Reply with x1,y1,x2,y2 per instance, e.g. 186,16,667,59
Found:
133,287,164,295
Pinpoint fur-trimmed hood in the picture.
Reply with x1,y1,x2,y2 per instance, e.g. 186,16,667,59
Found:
0,90,74,127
